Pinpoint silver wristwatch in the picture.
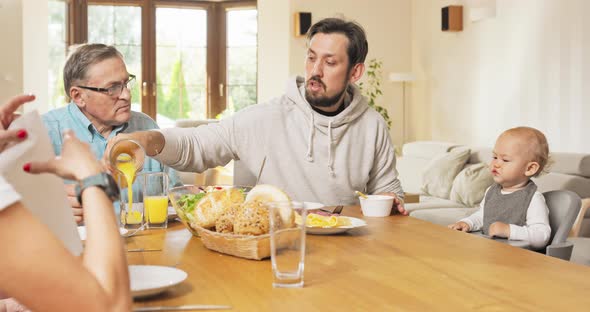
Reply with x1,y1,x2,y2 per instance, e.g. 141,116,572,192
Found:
75,172,120,205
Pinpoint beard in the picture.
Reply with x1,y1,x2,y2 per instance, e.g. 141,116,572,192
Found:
305,76,347,108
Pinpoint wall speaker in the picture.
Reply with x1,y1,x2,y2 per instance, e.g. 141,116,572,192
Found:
294,12,312,37
441,5,463,32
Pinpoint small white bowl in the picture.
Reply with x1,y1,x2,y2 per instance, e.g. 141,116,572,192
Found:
360,195,394,217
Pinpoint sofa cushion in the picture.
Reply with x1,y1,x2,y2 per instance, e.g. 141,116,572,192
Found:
450,163,494,207
533,172,590,199
410,207,479,226
421,148,471,199
396,156,430,194
402,141,459,159
404,195,467,213
468,147,493,165
548,153,590,177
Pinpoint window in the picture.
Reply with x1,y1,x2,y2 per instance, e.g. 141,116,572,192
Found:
49,0,257,127
48,0,68,109
88,5,142,112
226,8,258,114
156,8,207,128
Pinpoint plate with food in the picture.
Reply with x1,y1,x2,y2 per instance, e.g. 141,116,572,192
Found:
298,213,367,235
294,201,325,210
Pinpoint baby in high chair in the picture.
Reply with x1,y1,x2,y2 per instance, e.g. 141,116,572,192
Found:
448,127,551,249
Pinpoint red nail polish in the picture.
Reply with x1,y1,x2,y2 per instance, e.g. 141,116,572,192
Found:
17,129,27,139
23,163,31,172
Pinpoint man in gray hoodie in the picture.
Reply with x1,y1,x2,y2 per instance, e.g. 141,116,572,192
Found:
106,17,406,213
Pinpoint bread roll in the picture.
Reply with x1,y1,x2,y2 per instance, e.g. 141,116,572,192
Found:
192,188,245,229
233,200,270,235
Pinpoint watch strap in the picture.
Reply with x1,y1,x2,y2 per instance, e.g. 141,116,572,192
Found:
76,173,120,205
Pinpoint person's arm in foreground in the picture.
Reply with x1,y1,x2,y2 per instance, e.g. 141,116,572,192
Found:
0,131,131,312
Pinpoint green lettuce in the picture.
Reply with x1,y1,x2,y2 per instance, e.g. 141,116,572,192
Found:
178,193,206,214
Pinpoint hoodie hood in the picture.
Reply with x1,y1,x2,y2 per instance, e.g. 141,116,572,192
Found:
285,76,370,175
286,76,369,133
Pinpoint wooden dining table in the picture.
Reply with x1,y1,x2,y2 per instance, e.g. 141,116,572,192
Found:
128,206,590,311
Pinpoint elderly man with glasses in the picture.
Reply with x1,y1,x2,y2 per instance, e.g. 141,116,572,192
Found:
43,43,180,224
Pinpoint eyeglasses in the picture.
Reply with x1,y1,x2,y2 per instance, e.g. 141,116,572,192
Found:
77,74,136,98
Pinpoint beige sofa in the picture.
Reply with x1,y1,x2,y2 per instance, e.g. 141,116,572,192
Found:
397,141,590,233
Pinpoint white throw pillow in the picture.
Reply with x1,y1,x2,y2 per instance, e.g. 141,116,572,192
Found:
450,163,494,207
421,148,471,199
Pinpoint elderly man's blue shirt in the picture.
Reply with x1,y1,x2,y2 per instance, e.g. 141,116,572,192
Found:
42,102,181,186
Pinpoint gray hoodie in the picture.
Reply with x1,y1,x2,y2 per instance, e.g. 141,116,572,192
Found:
156,76,404,205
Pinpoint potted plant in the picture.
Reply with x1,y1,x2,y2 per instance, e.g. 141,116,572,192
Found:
358,58,392,129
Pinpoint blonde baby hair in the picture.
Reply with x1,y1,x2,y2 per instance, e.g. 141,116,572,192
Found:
501,127,550,177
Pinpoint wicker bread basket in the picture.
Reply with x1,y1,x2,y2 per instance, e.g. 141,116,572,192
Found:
169,185,300,260
195,226,300,260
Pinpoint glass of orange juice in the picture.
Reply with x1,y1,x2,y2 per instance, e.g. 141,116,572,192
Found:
143,172,169,229
118,171,144,230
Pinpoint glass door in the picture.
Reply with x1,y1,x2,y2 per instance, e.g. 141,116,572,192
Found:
49,0,257,124
155,7,207,128
225,8,258,114
87,4,143,112
48,0,68,108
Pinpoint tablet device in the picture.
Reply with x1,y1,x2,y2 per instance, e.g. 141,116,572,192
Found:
0,111,82,255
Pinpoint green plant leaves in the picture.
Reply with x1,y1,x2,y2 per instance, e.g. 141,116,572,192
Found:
359,59,391,129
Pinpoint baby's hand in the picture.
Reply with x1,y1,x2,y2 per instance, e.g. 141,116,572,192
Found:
448,221,470,232
488,222,510,238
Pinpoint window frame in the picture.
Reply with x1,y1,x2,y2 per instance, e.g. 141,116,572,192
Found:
66,0,256,120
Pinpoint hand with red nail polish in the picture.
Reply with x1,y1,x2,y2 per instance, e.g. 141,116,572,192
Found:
0,94,35,128
23,130,102,181
0,94,35,152
17,129,27,139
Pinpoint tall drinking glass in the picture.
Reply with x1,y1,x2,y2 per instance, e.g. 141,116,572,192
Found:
111,139,145,230
118,173,144,230
143,172,169,229
269,201,306,288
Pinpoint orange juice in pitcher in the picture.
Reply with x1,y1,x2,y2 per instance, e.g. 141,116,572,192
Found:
110,139,145,228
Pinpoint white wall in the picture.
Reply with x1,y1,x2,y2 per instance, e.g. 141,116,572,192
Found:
0,0,23,103
412,0,590,153
258,0,413,146
0,0,48,112
22,0,48,112
257,0,291,103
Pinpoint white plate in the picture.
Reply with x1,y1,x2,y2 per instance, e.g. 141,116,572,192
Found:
77,226,128,241
129,265,188,298
292,201,325,210
305,216,367,235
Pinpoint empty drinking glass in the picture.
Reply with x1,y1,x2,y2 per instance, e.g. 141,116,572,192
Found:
268,201,306,288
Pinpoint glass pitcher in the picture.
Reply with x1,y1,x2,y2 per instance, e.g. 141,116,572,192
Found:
109,139,146,229
109,139,146,174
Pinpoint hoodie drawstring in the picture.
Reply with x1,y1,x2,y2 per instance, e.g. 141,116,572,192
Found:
306,112,314,162
305,111,335,176
328,121,335,176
